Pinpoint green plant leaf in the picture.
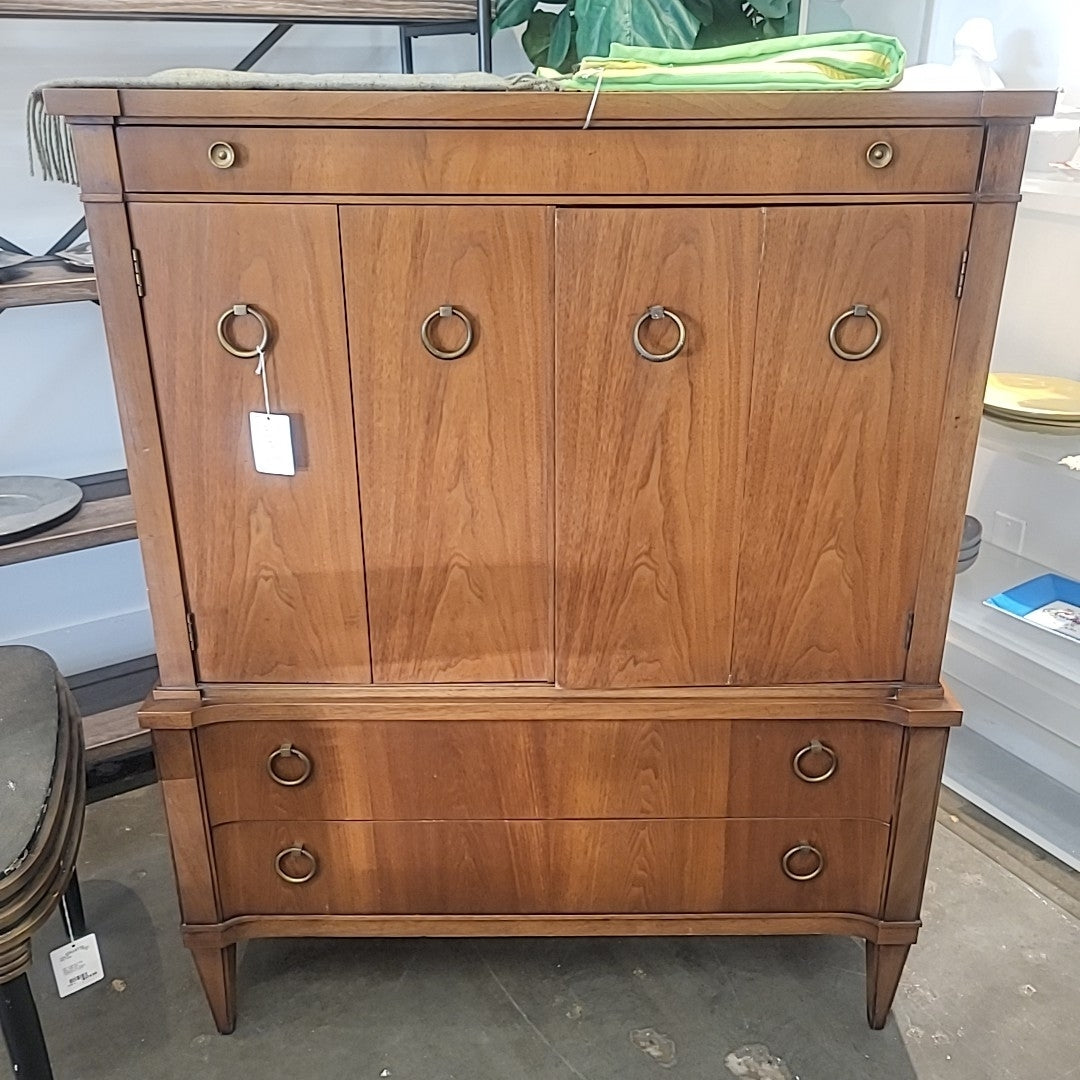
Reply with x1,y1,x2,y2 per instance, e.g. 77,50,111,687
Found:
521,8,556,67
492,0,538,30
547,5,573,69
574,0,700,60
682,0,715,26
758,1,799,39
694,1,760,49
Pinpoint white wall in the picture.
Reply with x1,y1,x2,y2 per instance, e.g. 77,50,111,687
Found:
806,0,932,60
0,18,526,676
925,0,1079,92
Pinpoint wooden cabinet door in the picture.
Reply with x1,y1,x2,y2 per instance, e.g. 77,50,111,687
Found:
129,203,370,684
732,204,971,684
341,207,553,683
555,209,762,688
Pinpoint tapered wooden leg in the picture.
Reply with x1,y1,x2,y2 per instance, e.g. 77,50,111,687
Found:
190,944,237,1035
865,941,910,1030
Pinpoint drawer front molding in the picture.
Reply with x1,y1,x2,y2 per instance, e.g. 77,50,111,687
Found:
199,718,902,825
116,126,983,196
213,817,890,918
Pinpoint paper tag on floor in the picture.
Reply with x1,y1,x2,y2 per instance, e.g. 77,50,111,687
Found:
249,412,295,476
50,933,105,998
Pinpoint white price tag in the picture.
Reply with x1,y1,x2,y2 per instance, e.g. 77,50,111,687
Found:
249,412,296,476
50,933,105,998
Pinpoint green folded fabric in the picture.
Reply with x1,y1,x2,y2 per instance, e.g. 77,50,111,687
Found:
550,30,906,92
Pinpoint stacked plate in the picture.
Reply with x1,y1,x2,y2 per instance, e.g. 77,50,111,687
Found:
957,515,981,574
0,476,83,544
983,373,1080,430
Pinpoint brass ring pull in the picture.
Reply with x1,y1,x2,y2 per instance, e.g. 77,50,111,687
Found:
865,140,894,169
633,305,687,363
828,304,883,362
216,303,270,359
782,844,825,882
792,739,838,784
266,743,313,787
208,141,236,169
421,305,474,361
274,845,317,885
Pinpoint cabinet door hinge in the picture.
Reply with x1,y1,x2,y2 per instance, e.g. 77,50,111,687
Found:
904,611,915,650
186,612,197,653
131,248,145,297
955,248,969,299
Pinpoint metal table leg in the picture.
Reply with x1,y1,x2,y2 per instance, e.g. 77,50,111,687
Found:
60,870,87,942
0,975,54,1080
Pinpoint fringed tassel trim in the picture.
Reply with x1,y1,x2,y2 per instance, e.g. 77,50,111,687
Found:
27,88,79,185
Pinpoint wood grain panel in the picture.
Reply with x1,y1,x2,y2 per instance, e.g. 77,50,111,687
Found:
882,727,948,921
83,200,195,687
342,206,552,682
906,203,1019,682
130,192,985,207
556,208,761,688
69,123,121,195
149,685,961,727
214,818,889,917
199,718,901,825
152,730,219,924
187,911,920,946
978,123,1032,196
129,202,370,683
114,126,983,196
733,204,971,684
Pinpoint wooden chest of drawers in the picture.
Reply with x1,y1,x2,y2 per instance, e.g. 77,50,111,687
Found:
49,84,1054,1035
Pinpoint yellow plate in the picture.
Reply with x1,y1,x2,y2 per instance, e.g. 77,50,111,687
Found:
983,408,1080,432
984,373,1080,420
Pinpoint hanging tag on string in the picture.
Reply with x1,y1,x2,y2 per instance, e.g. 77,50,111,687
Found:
50,934,105,998
249,344,295,475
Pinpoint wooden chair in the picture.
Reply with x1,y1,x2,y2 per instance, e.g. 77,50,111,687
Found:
0,646,88,1080
0,1,495,72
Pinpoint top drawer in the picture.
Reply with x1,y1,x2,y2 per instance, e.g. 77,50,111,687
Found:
115,125,983,196
198,717,902,826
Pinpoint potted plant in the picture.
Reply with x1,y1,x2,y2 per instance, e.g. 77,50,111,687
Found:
494,0,800,74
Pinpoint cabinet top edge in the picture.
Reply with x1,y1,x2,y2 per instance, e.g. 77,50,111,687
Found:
44,87,1059,124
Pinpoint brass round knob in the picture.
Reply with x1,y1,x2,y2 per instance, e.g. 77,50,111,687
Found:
792,739,837,784
274,844,317,884
633,305,687,363
782,844,825,882
266,743,313,787
865,140,894,169
828,304,883,362
208,141,236,169
421,305,474,360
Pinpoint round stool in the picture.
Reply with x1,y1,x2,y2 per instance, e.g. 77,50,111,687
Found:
0,646,87,1080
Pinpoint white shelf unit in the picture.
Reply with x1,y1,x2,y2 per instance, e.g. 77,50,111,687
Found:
943,418,1080,872
944,724,1080,871
1020,175,1080,219
978,416,1080,478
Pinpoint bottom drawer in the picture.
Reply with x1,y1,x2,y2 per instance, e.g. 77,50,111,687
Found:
214,818,888,918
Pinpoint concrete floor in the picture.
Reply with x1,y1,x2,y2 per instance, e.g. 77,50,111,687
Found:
22,786,1080,1080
